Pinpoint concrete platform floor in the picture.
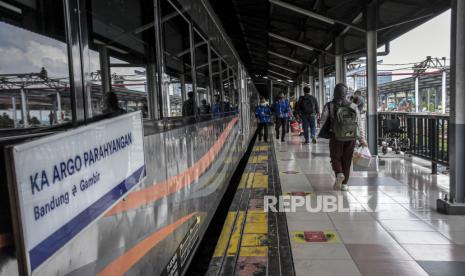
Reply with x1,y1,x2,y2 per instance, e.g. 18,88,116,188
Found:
274,131,465,276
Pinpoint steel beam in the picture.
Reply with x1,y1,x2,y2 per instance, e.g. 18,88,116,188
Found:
268,50,304,65
366,0,378,155
269,62,297,73
268,69,292,79
269,32,332,55
269,0,366,33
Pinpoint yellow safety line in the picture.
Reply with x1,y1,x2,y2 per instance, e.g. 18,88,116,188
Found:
213,212,236,257
227,211,245,256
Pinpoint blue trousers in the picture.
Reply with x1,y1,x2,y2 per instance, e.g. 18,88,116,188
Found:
302,114,317,142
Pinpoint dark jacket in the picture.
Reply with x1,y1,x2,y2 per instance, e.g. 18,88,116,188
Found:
296,94,319,116
182,98,195,116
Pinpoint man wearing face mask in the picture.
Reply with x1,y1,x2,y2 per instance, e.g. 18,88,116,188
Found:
272,92,291,142
319,83,367,191
255,97,272,142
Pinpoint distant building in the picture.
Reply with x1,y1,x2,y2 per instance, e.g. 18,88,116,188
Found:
323,65,392,101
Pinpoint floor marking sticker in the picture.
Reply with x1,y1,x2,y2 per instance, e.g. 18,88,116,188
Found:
281,170,301,175
292,231,340,244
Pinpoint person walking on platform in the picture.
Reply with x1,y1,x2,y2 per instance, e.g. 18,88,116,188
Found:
319,83,367,191
272,92,290,142
199,99,211,115
352,90,366,135
296,86,319,144
182,91,196,117
255,97,271,142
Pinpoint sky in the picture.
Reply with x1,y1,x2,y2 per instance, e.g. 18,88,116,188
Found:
377,9,451,80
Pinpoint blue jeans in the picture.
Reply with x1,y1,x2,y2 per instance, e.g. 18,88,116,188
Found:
302,114,317,142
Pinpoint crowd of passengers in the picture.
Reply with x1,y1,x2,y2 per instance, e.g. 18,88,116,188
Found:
254,83,367,192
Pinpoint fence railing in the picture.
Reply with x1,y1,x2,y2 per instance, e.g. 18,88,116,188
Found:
378,112,449,172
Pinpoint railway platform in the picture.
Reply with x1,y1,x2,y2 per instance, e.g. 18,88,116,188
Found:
208,131,465,276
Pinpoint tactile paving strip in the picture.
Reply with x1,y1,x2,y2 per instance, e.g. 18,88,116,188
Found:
207,140,294,276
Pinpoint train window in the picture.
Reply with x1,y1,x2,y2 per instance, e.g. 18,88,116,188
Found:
194,30,211,117
230,68,239,112
83,0,154,118
161,0,193,118
221,60,231,113
211,49,222,114
0,0,71,129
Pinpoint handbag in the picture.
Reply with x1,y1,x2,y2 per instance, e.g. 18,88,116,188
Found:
318,103,332,139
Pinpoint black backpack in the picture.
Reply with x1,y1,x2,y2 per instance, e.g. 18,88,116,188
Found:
299,95,316,115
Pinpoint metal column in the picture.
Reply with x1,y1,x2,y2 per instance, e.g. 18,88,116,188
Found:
154,0,165,118
308,66,315,95
20,88,28,127
366,0,378,154
270,80,273,103
11,97,17,128
415,77,420,112
442,70,447,113
318,55,325,112
56,92,62,123
335,36,345,84
438,0,465,213
147,56,159,119
98,46,111,94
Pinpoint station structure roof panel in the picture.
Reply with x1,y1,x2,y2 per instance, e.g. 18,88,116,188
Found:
208,0,450,92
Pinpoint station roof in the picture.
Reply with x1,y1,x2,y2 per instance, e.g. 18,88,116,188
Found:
208,0,450,95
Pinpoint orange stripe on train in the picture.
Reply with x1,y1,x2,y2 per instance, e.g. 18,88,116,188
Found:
0,233,12,249
97,213,195,276
105,117,238,216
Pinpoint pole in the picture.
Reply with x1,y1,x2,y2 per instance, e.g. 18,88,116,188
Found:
442,70,447,113
450,0,465,204
56,92,62,123
366,0,378,154
415,77,420,112
11,97,17,128
270,80,273,103
335,36,345,84
318,55,325,112
438,0,465,213
20,88,28,127
98,46,111,94
308,66,315,95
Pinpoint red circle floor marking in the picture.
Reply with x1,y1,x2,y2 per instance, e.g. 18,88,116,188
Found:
282,170,300,174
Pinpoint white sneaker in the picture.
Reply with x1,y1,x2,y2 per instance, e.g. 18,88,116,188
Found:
341,184,349,191
333,173,345,190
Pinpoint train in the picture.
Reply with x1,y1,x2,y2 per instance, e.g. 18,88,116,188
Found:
0,0,258,275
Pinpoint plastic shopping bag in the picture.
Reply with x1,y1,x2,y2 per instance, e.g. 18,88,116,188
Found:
353,146,372,168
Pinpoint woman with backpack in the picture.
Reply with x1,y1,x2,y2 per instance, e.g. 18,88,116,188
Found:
319,83,367,191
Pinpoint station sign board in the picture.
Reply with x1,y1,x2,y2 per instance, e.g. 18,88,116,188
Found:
6,112,145,274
